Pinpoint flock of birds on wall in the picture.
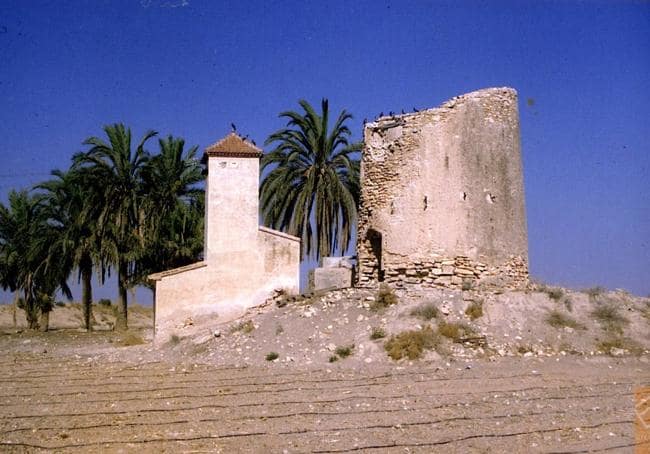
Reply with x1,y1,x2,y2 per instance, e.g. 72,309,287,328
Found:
229,106,424,145
363,107,421,126
230,123,257,146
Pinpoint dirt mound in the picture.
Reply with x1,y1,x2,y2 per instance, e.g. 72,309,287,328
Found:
159,285,650,368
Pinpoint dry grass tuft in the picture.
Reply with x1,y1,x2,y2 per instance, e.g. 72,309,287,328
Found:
117,331,145,347
265,352,279,361
370,284,398,312
437,321,476,343
370,327,386,340
584,286,606,301
334,345,354,358
464,300,484,320
591,302,629,334
230,320,255,334
385,326,441,360
410,303,439,321
596,337,643,356
545,309,585,330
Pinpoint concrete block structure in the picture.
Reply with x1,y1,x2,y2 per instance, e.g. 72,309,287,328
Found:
356,87,528,290
310,256,354,292
150,133,300,339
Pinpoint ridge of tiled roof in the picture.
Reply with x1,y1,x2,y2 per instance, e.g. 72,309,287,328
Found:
205,132,263,158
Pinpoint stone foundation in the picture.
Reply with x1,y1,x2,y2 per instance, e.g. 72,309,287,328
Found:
357,255,528,290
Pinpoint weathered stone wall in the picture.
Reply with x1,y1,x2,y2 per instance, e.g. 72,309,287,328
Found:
357,87,528,290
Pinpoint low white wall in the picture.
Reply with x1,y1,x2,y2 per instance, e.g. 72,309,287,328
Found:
153,227,300,341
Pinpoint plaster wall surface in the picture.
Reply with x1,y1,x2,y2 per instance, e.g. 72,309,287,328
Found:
357,87,528,289
206,156,260,262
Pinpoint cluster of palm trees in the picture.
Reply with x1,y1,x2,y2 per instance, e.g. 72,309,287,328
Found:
0,99,361,333
0,124,204,331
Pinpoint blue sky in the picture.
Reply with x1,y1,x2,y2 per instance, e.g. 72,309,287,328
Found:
0,0,648,303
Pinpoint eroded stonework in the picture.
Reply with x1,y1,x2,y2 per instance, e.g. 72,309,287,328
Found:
357,87,528,290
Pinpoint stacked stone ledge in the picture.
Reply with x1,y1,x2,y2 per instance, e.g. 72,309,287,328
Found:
356,255,528,291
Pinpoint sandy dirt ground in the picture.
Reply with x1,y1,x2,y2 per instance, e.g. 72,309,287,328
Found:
0,330,648,453
0,287,648,453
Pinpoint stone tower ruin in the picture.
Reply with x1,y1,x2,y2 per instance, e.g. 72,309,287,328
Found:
356,87,528,289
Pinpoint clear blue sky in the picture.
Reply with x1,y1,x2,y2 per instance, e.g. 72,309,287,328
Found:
1,0,648,303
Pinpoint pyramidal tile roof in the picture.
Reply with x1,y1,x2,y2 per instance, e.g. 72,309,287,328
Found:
205,132,263,158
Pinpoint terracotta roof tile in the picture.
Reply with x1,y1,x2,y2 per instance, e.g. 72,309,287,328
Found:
205,132,262,158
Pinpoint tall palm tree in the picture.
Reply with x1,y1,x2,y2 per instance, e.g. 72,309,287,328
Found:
0,190,71,329
73,124,157,331
260,98,361,260
136,135,205,284
37,169,101,331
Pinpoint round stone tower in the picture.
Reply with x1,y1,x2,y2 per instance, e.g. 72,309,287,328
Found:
356,87,528,289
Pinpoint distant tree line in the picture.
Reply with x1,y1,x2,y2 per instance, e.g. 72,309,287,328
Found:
0,99,361,332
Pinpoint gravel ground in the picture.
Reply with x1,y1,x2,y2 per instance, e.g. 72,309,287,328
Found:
0,331,648,453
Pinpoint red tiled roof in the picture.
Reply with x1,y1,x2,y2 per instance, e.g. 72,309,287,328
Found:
205,132,262,158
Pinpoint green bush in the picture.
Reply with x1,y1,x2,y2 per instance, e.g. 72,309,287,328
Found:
97,298,112,307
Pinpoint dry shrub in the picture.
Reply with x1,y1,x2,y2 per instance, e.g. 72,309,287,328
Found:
437,321,476,342
410,303,439,321
385,326,441,360
169,334,181,345
545,309,585,330
370,327,386,340
464,300,484,320
370,284,398,311
265,352,279,361
596,337,643,356
335,345,354,358
117,331,145,347
591,302,629,334
129,304,153,317
230,320,255,334
584,286,606,301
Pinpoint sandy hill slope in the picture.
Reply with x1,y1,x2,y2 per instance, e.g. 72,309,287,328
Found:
158,285,650,368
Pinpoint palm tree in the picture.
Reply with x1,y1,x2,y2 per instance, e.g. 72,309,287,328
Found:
260,98,361,260
37,169,101,331
136,135,205,284
73,124,157,331
0,190,71,330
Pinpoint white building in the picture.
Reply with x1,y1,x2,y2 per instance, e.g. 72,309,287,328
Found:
150,132,300,339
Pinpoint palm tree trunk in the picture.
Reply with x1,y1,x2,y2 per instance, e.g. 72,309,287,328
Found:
12,291,19,330
115,260,128,331
38,310,49,332
24,288,39,330
81,256,93,331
